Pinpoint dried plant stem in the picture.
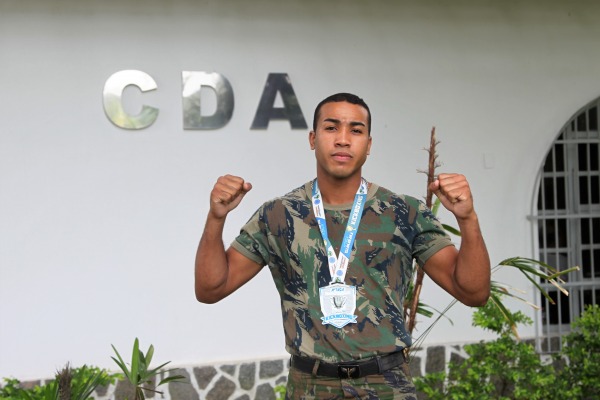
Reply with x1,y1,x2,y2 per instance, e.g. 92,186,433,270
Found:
407,127,438,335
57,363,72,400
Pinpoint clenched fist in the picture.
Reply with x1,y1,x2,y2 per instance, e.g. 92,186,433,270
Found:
210,175,252,219
429,173,475,221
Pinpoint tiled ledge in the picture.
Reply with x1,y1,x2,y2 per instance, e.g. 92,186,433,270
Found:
10,339,545,399
97,345,460,399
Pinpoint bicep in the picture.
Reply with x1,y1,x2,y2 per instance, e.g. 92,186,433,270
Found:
221,246,264,296
421,245,459,298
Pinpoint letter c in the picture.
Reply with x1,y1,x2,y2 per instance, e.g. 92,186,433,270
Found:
103,70,159,129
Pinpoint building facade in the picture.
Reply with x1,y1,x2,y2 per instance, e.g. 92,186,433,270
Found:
1,0,599,382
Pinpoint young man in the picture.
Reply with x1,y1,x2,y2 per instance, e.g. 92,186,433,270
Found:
195,93,490,399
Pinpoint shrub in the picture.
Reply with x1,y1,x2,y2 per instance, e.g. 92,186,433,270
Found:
415,303,600,400
415,299,557,400
554,304,600,399
0,365,118,400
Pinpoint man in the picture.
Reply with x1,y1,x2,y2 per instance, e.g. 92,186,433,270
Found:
195,93,490,399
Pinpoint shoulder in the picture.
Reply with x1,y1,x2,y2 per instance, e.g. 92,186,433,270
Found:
260,182,310,207
369,183,422,209
369,183,438,223
254,182,312,220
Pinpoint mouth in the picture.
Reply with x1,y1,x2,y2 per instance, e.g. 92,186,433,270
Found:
332,152,352,161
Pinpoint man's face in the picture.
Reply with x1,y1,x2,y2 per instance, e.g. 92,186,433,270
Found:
309,101,372,181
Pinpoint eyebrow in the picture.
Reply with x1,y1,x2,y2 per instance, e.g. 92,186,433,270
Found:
323,118,366,127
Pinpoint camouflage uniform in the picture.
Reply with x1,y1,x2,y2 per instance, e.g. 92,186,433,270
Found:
232,181,452,399
286,364,416,400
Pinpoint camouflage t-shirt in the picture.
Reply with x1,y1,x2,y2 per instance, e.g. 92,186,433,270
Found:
231,180,453,363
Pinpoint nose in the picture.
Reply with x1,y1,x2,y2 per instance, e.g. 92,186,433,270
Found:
335,127,351,146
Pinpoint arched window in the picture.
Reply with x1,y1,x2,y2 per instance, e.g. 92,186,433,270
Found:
534,97,599,352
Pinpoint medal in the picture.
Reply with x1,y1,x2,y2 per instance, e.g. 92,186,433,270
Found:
319,283,358,328
312,178,368,328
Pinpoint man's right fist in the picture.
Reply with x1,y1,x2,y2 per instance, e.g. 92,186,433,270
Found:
209,175,252,219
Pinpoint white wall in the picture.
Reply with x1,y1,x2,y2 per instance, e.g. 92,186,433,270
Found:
1,0,599,380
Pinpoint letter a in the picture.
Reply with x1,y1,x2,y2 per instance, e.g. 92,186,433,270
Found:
251,73,307,129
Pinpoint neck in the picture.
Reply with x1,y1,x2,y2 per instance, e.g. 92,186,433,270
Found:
316,173,363,205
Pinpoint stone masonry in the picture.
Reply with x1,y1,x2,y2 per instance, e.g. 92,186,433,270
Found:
11,342,509,399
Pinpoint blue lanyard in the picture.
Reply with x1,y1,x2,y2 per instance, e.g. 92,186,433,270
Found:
311,178,368,283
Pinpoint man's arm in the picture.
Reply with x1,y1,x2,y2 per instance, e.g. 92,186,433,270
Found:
422,173,491,307
195,175,264,304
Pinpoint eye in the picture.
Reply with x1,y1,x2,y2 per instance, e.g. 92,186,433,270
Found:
324,126,336,131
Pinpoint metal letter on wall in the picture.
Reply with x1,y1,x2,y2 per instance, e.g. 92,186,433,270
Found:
103,70,159,129
251,73,307,130
182,71,234,130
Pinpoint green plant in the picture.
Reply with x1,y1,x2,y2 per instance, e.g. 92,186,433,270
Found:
273,383,287,400
0,377,43,400
0,365,118,400
554,304,600,399
57,364,119,400
111,338,186,400
415,298,558,400
415,301,600,399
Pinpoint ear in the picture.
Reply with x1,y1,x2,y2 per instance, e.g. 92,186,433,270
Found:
309,130,316,150
367,136,372,155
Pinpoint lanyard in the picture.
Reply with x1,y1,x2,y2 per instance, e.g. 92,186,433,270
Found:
311,178,368,284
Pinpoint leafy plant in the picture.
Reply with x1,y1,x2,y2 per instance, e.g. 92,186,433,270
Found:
273,383,287,400
0,365,118,400
554,304,600,399
111,338,186,400
0,377,44,400
58,364,119,400
415,301,600,399
415,297,558,400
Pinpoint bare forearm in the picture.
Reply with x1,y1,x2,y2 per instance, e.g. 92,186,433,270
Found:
195,214,230,303
194,175,261,303
454,214,491,306
427,173,491,306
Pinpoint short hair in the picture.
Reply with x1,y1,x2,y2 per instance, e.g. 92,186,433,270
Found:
312,93,371,134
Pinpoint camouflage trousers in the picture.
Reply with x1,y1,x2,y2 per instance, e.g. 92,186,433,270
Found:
285,361,417,400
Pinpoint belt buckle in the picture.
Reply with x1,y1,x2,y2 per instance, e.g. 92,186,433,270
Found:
338,364,361,379
402,348,410,362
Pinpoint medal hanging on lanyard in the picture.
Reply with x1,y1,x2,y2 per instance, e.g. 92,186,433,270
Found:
312,178,368,328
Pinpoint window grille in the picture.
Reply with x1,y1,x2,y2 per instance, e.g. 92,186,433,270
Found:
534,97,599,352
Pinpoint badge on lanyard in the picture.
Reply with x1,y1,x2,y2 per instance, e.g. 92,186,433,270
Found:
312,178,368,328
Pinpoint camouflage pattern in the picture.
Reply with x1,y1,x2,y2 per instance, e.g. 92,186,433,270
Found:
285,363,417,400
232,180,452,362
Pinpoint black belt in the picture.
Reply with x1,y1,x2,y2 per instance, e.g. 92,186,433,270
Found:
290,350,408,379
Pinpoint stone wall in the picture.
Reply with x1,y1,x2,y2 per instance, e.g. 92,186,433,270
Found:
14,340,535,399
92,358,289,400
99,344,464,399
